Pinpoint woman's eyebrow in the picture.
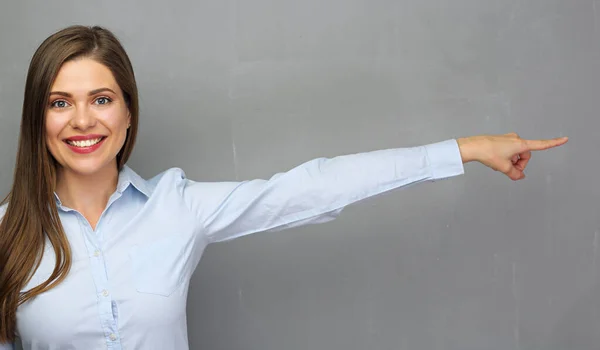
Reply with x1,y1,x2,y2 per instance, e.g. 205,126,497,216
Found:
49,87,117,97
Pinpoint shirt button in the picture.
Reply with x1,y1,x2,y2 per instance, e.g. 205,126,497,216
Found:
109,333,117,341
101,290,109,297
93,250,100,257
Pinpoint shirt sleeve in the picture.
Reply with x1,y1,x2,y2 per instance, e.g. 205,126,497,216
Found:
182,139,465,243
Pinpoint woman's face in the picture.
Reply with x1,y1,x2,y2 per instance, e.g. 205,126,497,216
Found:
45,58,130,177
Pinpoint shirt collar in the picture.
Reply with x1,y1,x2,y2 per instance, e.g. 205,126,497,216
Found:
117,165,152,197
53,165,153,206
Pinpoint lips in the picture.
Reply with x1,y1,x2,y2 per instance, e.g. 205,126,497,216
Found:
64,135,107,154
66,137,103,147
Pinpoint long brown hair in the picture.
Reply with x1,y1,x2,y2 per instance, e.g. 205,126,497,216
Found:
0,25,139,342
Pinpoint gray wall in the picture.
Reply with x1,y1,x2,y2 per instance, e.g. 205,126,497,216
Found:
0,1,597,349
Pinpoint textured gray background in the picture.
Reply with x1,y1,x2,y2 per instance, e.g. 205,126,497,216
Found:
0,1,598,349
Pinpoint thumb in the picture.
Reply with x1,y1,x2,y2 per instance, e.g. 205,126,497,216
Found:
505,165,525,181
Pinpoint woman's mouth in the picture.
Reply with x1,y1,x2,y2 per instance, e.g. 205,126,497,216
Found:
66,137,104,148
64,136,107,154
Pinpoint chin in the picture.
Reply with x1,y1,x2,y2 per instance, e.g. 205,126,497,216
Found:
61,158,117,177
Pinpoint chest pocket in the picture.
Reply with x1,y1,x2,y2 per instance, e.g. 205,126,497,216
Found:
130,235,191,297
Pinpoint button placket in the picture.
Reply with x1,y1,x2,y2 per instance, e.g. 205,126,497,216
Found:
78,214,123,349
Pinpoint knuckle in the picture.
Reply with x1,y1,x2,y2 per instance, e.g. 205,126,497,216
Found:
518,139,528,149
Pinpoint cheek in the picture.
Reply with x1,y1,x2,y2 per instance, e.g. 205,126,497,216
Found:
44,116,65,160
45,114,64,143
98,109,129,136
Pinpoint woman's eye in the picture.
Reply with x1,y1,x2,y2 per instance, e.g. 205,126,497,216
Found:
51,100,69,108
95,97,112,105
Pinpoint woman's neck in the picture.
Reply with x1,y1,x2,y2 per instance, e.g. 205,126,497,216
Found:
54,164,119,229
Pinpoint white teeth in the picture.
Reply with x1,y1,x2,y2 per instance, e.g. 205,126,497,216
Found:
67,137,103,148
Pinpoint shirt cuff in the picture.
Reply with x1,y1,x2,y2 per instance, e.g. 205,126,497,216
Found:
424,139,465,180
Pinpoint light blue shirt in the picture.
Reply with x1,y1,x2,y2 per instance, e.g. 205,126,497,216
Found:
0,139,464,349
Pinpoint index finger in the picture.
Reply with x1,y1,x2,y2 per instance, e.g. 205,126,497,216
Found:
524,137,568,151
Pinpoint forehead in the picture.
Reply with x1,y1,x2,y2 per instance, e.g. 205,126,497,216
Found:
51,58,120,94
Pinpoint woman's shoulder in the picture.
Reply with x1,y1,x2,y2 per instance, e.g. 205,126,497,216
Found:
130,167,194,198
145,167,188,186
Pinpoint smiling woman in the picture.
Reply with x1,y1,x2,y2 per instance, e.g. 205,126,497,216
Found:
0,25,567,350
0,26,140,348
